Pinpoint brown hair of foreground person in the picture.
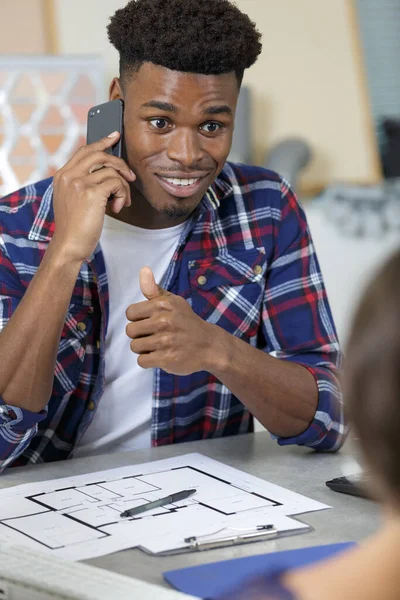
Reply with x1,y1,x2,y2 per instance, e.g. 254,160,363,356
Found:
219,248,400,600
346,249,400,503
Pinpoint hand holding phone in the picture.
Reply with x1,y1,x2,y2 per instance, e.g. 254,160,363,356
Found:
50,118,135,264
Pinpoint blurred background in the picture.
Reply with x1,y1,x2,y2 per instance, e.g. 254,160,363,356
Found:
0,0,399,350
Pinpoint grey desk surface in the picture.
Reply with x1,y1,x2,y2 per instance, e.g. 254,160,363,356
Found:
0,432,379,591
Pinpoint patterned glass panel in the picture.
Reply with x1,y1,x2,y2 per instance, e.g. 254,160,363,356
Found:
0,56,103,196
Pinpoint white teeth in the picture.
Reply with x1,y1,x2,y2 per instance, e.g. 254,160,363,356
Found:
162,177,199,186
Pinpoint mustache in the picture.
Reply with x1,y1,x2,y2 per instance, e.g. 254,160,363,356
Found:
152,166,213,174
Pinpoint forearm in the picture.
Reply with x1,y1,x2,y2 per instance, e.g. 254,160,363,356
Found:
204,324,318,438
0,241,83,412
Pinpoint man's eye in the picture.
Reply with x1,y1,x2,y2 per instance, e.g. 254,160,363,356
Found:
149,118,169,130
200,122,222,133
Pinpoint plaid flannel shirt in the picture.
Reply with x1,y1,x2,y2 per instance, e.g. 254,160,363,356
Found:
0,163,346,471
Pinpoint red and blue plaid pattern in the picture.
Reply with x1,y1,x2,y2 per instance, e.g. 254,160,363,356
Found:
0,163,347,471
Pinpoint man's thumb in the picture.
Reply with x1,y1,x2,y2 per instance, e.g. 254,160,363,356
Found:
140,266,161,300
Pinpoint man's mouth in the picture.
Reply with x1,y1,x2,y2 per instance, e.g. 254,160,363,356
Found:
162,177,200,186
155,174,208,198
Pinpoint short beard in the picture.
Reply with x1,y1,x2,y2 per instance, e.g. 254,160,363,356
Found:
157,203,192,220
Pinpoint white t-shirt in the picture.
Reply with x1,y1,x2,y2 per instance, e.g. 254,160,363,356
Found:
75,215,185,457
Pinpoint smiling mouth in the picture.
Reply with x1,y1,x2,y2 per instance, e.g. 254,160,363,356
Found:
161,176,201,187
155,174,209,198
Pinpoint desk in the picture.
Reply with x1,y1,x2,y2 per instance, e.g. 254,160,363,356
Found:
0,432,380,591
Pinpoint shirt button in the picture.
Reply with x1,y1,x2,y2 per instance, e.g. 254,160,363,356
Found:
77,322,87,332
253,265,262,275
197,275,207,286
88,401,95,411
96,340,100,349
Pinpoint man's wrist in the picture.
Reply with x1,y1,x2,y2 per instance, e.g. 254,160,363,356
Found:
45,238,85,274
200,323,234,377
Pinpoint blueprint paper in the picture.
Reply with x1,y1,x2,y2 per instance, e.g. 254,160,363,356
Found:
0,453,330,560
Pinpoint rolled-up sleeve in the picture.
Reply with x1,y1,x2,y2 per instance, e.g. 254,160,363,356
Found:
0,402,47,471
262,179,348,451
0,235,46,470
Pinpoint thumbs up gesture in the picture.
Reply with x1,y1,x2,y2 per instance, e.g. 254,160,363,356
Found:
125,266,215,375
139,266,167,300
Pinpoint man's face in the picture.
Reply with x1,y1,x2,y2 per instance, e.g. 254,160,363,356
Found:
110,63,238,224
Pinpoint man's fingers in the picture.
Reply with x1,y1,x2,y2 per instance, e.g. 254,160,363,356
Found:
60,132,135,185
126,318,155,339
140,267,170,301
86,153,135,182
140,267,160,301
137,351,166,370
86,130,121,154
130,336,157,355
86,168,131,210
126,294,173,322
126,300,153,322
86,166,119,183
65,150,135,184
86,131,121,156
85,175,131,212
61,132,119,169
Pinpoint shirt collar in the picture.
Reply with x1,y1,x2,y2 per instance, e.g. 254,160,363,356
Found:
27,168,234,243
198,167,234,213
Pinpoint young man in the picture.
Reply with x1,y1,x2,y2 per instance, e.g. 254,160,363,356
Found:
0,0,345,471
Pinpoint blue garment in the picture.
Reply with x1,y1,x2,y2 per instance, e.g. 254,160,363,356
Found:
0,163,346,471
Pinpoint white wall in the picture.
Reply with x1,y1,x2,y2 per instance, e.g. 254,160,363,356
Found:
54,0,124,94
0,0,49,53
53,0,381,191
237,0,381,190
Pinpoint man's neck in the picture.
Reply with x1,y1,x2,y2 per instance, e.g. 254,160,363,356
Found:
105,189,189,230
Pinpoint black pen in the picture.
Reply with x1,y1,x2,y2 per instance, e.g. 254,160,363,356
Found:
120,488,197,518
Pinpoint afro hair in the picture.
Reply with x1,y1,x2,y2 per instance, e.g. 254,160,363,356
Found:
107,0,262,85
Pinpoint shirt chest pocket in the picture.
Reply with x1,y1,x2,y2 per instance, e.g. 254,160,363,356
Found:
53,304,94,395
188,249,266,340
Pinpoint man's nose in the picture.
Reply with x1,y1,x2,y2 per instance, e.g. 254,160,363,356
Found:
167,128,205,167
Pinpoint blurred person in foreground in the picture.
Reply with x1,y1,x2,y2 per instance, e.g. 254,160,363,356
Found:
219,248,400,600
0,0,345,471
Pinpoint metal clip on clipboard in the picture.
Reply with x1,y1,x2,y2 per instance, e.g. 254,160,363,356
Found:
183,524,277,552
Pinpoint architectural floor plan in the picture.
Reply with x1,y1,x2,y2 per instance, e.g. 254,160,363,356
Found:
0,454,330,559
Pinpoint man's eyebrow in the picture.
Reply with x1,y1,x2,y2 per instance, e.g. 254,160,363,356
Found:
140,101,233,117
141,100,178,113
203,105,233,116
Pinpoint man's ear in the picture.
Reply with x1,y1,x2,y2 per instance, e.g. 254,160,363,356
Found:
109,77,123,101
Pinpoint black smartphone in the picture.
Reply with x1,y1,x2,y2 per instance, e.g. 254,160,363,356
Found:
325,474,371,499
86,99,124,157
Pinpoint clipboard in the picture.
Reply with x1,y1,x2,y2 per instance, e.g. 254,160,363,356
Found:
142,520,312,556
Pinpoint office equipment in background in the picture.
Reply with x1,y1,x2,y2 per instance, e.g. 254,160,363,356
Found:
163,542,354,599
0,453,330,560
0,542,193,600
264,138,312,193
